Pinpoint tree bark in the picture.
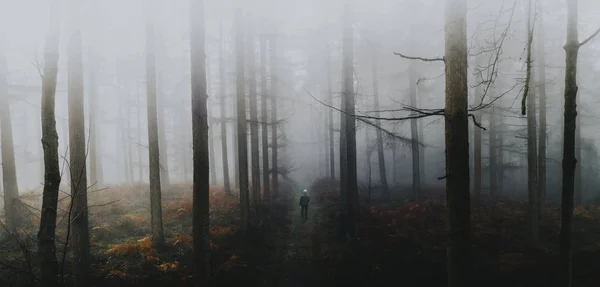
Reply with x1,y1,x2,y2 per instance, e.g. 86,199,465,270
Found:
260,35,270,203
145,1,165,247
190,0,211,284
219,23,231,195
444,0,471,285
327,47,335,180
559,0,582,285
246,19,261,206
236,9,250,232
0,42,21,232
37,3,61,285
67,14,91,286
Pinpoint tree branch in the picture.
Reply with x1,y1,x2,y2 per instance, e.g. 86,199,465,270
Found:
393,52,445,63
578,26,600,47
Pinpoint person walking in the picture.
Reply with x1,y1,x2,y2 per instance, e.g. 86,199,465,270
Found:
299,189,310,219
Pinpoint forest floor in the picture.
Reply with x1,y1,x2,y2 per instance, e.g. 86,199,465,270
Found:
307,178,600,287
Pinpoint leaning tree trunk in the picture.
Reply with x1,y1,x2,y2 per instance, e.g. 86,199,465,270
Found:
0,43,21,232
145,1,165,247
236,9,250,232
247,20,261,206
444,0,471,286
260,35,270,203
67,8,91,284
190,0,211,284
270,36,278,199
219,23,231,195
37,3,61,285
408,61,421,202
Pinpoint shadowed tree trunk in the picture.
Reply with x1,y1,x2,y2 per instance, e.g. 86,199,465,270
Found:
371,51,389,200
341,3,358,236
536,4,547,215
574,94,582,205
525,1,539,246
67,5,91,284
408,61,421,202
489,106,498,198
0,42,21,232
236,9,250,232
88,56,102,189
270,36,278,199
190,0,211,284
327,46,335,180
37,3,61,285
219,23,231,195
246,19,260,206
260,35,270,202
145,1,165,247
558,0,600,284
473,60,483,202
444,0,471,285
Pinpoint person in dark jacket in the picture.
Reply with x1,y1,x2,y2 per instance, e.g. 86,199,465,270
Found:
299,189,310,219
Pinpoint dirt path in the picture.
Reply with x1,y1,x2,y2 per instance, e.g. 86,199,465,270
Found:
277,186,322,287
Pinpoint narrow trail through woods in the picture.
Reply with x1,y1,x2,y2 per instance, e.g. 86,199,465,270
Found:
277,182,322,287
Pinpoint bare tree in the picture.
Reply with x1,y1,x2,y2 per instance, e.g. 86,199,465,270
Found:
270,36,278,199
247,17,261,206
326,45,335,180
559,0,600,285
36,3,61,285
340,3,358,236
444,0,470,285
408,61,421,202
219,23,231,195
67,1,91,284
145,0,165,247
371,51,389,200
536,2,547,216
260,35,270,203
190,0,211,285
0,41,21,232
236,9,250,232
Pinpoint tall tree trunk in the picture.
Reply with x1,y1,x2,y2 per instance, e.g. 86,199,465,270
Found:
559,0,585,285
489,106,498,198
574,94,582,204
207,61,217,186
270,36,278,199
341,3,358,236
260,35,270,202
88,58,102,189
236,9,250,232
37,3,61,285
246,20,261,206
371,52,388,199
190,0,211,284
497,112,504,195
0,43,21,231
327,47,335,180
537,4,547,215
418,92,425,184
145,1,165,247
157,34,171,186
409,61,421,202
67,10,91,285
473,62,483,202
137,88,144,182
444,0,471,285
526,2,539,246
219,23,231,195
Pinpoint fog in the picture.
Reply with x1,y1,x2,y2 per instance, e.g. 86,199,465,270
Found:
0,0,599,199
